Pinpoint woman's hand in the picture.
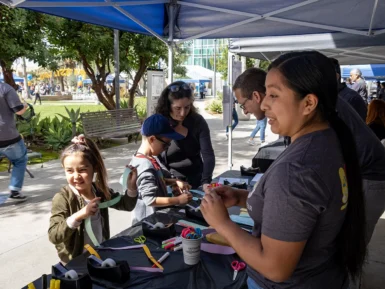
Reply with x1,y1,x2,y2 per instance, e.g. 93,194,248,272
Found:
205,185,240,208
201,191,231,229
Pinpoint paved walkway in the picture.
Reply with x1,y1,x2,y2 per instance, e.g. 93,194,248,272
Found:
0,100,384,288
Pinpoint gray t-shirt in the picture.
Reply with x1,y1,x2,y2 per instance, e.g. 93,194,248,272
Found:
0,83,23,142
337,97,385,180
130,154,168,224
247,129,348,289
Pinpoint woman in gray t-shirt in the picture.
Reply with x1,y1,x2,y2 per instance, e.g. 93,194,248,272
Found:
200,51,366,289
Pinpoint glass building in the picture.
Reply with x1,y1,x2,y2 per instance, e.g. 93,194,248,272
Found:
181,39,228,70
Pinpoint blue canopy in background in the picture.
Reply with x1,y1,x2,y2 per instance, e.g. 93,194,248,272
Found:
0,74,24,82
2,0,385,42
341,64,385,80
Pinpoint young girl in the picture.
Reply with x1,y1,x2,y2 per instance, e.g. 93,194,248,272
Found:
48,135,138,264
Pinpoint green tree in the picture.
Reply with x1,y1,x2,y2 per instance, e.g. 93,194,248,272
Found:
172,45,188,78
211,45,271,81
44,17,124,109
214,45,229,81
0,5,47,89
121,33,168,108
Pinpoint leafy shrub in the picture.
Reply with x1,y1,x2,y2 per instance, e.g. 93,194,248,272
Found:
44,117,73,150
206,100,223,114
120,99,129,109
58,107,81,137
134,97,147,119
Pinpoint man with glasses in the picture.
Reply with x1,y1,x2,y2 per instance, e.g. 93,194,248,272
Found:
130,114,193,224
233,68,268,145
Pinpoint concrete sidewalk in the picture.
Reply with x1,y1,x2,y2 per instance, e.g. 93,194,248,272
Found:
0,100,384,288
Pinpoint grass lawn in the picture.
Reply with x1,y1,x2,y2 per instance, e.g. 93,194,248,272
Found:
28,101,106,119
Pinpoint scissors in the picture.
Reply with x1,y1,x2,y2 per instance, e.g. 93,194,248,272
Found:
231,261,246,280
134,235,146,244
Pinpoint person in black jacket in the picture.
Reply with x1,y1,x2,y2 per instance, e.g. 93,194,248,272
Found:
155,81,215,189
330,58,367,121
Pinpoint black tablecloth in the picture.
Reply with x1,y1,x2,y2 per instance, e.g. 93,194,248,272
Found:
24,170,254,289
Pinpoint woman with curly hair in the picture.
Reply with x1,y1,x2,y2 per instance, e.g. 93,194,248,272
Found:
155,81,215,189
367,99,385,140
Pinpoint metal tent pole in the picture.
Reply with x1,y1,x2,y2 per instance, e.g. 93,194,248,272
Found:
228,53,234,170
114,29,120,109
168,3,175,83
213,39,217,98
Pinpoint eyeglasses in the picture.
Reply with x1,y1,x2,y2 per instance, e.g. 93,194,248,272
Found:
168,83,191,92
239,98,250,110
155,136,171,149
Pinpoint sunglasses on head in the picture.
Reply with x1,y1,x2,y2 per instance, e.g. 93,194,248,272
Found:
168,83,191,92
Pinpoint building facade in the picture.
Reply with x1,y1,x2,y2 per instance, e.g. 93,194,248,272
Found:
181,39,228,70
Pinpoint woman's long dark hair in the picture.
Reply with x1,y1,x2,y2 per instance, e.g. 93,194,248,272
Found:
155,81,197,118
269,51,366,279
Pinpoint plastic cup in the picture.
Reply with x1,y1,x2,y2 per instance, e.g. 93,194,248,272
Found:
182,236,202,265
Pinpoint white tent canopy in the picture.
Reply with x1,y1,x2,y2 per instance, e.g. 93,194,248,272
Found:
229,32,385,65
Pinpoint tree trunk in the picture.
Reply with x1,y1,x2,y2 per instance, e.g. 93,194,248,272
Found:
59,76,65,92
129,57,147,108
93,83,115,110
0,59,17,90
79,53,116,110
143,76,147,96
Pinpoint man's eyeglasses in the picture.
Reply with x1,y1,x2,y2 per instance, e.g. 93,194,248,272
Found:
155,136,171,149
239,98,250,110
168,83,191,92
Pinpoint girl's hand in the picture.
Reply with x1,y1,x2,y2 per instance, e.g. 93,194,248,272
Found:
77,197,101,221
126,165,138,192
177,192,193,205
200,191,230,229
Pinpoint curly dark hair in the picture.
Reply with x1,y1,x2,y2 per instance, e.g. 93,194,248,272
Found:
155,81,197,117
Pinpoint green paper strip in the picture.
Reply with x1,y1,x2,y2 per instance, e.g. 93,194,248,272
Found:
85,194,122,246
119,167,132,193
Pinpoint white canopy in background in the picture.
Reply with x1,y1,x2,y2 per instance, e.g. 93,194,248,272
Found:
229,32,385,65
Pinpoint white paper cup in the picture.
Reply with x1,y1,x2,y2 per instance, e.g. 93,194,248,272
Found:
182,236,202,265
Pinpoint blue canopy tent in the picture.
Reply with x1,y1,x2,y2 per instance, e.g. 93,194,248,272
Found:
2,0,385,170
0,74,24,82
341,64,385,80
2,0,385,40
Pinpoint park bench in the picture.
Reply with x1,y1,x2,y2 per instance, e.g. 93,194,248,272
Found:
80,108,142,143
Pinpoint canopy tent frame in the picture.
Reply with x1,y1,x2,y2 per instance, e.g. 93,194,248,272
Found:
3,0,384,94
2,0,385,168
6,0,384,41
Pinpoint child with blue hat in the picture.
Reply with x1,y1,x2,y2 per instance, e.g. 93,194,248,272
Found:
130,114,193,224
